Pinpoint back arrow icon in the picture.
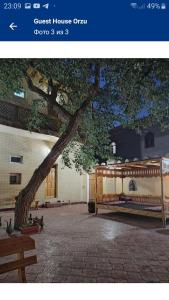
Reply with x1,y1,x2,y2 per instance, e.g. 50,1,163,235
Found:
9,23,18,30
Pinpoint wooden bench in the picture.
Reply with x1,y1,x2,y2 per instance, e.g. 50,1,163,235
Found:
0,235,37,283
101,193,162,205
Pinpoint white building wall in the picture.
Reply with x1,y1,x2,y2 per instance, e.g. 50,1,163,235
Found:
0,127,88,207
57,159,87,203
123,177,161,196
163,176,169,198
103,177,123,194
103,176,162,196
103,178,116,194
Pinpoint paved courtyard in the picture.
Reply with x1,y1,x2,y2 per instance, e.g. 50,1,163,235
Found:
1,204,169,283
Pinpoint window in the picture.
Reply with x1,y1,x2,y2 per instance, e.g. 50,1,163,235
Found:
129,179,137,191
144,132,154,148
111,142,116,154
9,173,21,185
10,155,23,164
14,89,26,99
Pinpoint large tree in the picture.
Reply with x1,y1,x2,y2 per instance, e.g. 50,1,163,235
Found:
0,58,169,229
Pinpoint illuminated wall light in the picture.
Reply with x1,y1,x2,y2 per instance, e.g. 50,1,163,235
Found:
42,144,51,156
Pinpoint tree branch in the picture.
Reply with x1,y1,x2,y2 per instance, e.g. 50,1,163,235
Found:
25,74,73,122
26,62,100,126
26,74,49,100
51,97,73,122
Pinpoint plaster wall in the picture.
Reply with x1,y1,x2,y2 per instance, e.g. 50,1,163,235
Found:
103,176,162,196
0,130,88,207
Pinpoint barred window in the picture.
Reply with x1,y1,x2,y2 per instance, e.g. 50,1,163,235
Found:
10,155,23,163
9,173,21,185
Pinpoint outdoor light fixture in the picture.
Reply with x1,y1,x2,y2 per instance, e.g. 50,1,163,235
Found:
111,142,116,154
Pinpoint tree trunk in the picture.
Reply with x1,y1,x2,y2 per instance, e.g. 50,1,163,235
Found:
14,112,81,229
14,84,98,229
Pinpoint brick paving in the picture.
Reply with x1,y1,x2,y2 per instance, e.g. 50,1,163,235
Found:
1,204,169,283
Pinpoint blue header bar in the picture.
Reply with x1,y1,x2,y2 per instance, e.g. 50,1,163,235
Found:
0,1,169,41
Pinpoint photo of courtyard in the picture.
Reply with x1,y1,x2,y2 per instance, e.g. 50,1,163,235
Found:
1,58,169,284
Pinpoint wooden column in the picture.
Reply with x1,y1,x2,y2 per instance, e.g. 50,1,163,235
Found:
160,158,166,227
121,177,124,194
95,168,98,215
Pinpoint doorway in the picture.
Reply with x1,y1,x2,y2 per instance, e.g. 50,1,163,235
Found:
45,165,57,198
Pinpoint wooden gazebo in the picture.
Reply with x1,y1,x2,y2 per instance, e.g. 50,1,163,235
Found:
92,158,169,227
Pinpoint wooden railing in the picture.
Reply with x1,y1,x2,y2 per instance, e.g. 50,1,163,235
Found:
96,167,160,178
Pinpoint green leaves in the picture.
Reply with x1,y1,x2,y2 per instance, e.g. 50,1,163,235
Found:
27,99,46,132
1,58,169,172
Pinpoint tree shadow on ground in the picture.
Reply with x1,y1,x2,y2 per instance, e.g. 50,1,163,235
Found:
156,228,169,235
96,212,164,229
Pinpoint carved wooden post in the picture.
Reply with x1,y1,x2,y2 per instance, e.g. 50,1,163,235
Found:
160,158,166,228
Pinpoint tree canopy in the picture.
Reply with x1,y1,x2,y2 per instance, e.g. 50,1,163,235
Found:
0,58,169,172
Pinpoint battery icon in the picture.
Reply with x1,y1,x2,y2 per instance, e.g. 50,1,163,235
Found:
161,3,166,9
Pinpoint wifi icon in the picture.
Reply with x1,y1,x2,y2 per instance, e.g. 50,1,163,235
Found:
42,3,49,9
130,3,138,9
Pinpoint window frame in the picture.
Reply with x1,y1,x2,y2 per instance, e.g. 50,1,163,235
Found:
9,173,22,185
144,132,155,148
14,89,26,99
10,155,23,164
